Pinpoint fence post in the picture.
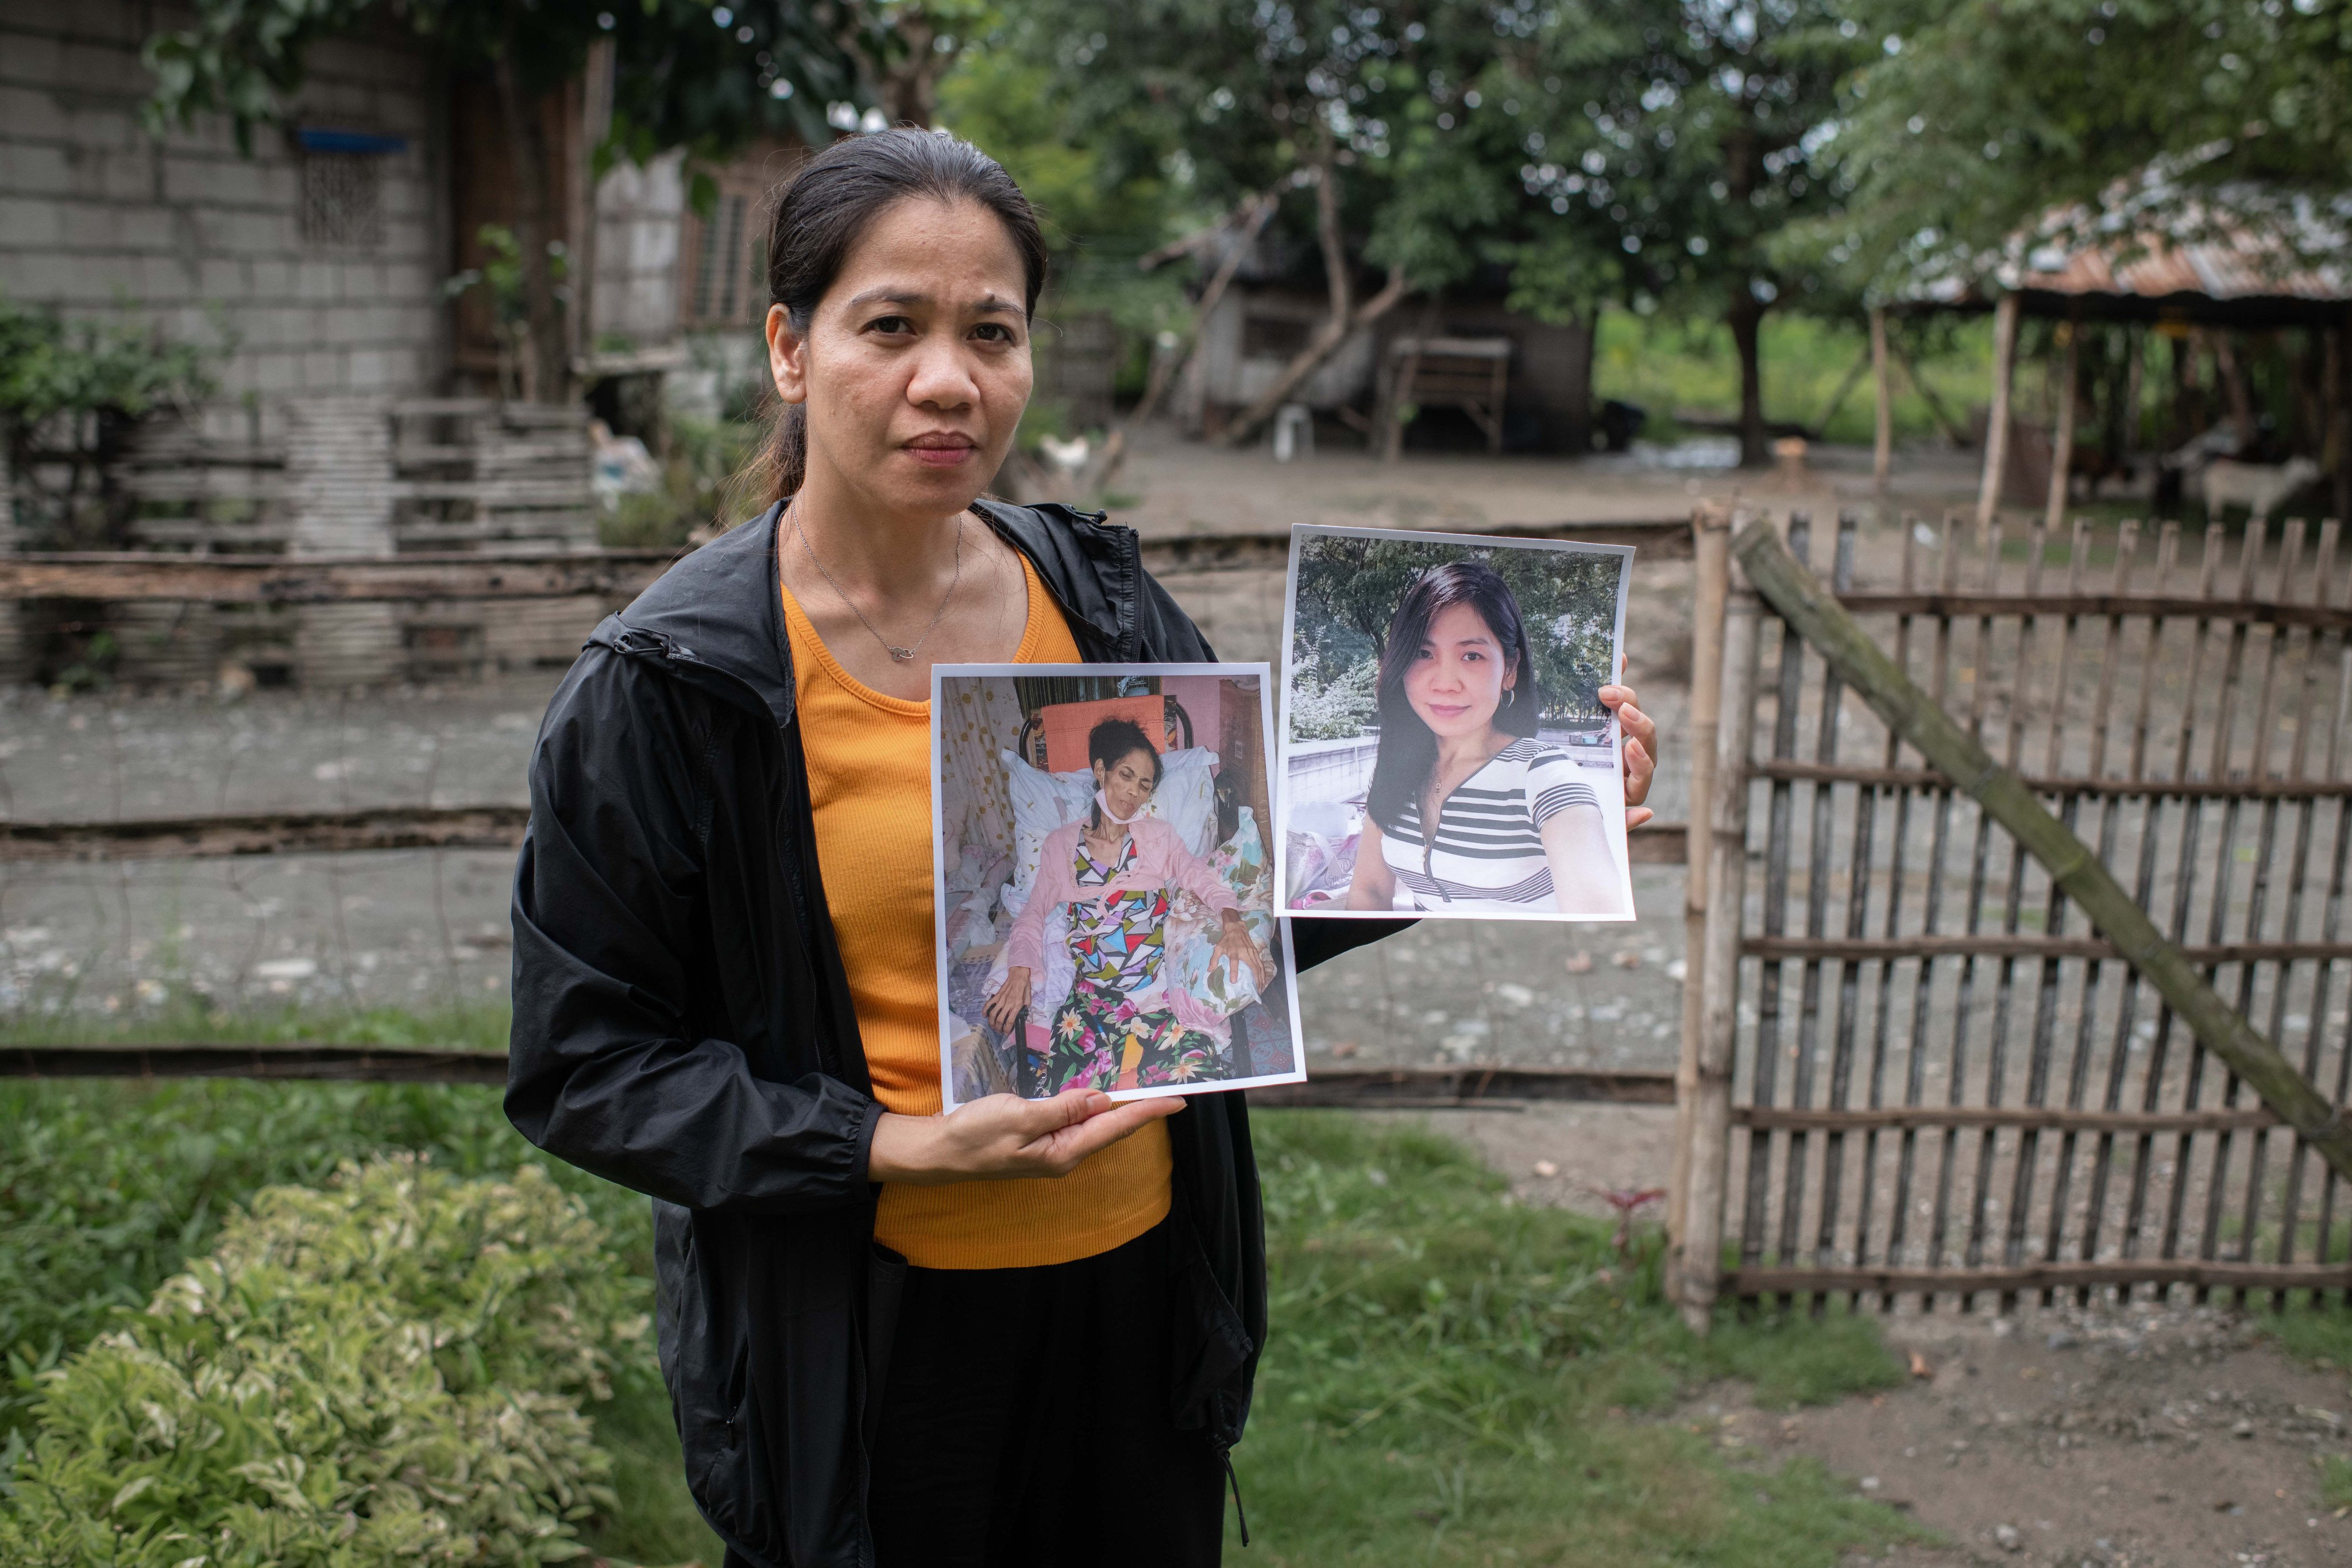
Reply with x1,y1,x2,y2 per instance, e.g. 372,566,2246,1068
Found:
1669,503,1733,1285
1677,572,1762,1333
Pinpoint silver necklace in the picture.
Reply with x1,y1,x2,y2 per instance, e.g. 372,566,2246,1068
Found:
793,505,964,663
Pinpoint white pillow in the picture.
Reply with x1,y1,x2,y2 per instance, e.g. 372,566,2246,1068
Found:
1002,749,1092,916
999,746,1222,913
1153,747,1219,860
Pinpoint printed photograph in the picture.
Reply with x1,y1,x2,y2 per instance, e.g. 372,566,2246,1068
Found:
1279,525,1635,921
930,663,1304,1109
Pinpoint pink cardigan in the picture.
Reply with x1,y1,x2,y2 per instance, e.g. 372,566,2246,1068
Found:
1004,816,1238,978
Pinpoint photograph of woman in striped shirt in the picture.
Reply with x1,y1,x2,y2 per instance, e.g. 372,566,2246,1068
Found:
1339,559,1637,917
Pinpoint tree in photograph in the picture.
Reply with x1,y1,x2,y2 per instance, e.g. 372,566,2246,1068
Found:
1289,538,1620,727
143,0,876,404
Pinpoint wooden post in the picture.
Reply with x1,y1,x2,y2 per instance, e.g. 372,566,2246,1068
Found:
1678,572,1761,1333
1871,308,1893,493
2044,318,2080,534
1669,503,1735,1281
2120,324,2144,473
1976,292,2022,533
1383,341,1424,462
1732,517,2352,1188
1886,333,1972,449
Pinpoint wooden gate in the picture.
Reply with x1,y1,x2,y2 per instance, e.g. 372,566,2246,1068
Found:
1674,507,2352,1319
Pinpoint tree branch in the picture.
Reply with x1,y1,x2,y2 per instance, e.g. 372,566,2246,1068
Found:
1084,188,1282,495
1217,150,1409,449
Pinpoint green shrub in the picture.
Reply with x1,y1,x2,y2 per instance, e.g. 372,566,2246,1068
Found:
0,1059,519,1445
0,1155,647,1567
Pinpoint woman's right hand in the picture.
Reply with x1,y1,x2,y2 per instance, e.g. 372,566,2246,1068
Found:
984,965,1032,1034
868,1091,1184,1185
1342,816,1396,911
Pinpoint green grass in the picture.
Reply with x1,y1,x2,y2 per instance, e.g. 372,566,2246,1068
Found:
2322,1455,2352,1513
2265,1304,2352,1374
1239,1111,1924,1562
1,1030,1921,1566
0,997,511,1052
1594,307,1993,447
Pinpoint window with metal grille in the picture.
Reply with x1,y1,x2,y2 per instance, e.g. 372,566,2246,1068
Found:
299,152,384,248
692,194,750,323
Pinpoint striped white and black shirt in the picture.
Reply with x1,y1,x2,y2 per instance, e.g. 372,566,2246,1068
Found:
1377,739,1601,912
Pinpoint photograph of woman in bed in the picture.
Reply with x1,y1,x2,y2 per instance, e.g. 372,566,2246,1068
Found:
986,717,1272,1091
1344,559,1632,917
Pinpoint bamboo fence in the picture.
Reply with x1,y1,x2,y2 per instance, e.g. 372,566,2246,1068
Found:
1674,507,2352,1322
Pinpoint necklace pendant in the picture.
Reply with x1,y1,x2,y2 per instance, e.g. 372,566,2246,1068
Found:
887,646,916,663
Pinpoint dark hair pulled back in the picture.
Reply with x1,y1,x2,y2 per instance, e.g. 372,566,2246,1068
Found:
1362,561,1544,836
731,128,1049,513
1086,717,1162,831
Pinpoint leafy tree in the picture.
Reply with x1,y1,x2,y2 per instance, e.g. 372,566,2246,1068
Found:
143,0,877,403
936,41,1194,348
1808,0,2352,296
1480,1,1869,464
851,0,998,126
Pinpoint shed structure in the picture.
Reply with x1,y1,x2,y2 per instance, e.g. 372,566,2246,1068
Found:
1871,173,2352,532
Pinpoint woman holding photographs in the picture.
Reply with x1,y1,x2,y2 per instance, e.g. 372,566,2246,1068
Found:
1343,561,1647,917
986,717,1273,1092
506,128,1467,1568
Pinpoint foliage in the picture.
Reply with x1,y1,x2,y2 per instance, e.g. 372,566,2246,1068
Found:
1287,646,1381,742
1243,1111,1922,1561
0,1021,510,1445
1592,303,1992,443
0,1156,644,1567
597,410,760,549
0,292,229,550
1808,0,2352,293
0,295,221,437
444,225,570,404
983,0,1875,458
143,0,868,157
937,41,1197,374
0,1057,1918,1565
1291,535,1622,723
0,1069,723,1565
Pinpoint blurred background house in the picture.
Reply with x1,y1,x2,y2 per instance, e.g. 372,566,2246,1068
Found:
0,1,798,686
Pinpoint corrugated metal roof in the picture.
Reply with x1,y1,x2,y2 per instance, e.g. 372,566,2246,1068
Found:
2003,211,2349,303
1905,157,2351,309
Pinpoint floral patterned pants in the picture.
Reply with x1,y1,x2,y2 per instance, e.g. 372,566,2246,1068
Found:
1042,980,1224,1092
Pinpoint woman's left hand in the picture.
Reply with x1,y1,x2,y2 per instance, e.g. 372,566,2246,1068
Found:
1212,914,1272,990
1600,677,1658,831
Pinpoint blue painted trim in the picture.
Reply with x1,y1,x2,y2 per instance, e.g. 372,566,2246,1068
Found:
295,128,408,156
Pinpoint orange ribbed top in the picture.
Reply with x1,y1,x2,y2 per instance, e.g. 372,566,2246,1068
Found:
781,551,1172,1269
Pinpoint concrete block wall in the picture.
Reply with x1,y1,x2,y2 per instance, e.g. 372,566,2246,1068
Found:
0,0,450,438
593,150,686,347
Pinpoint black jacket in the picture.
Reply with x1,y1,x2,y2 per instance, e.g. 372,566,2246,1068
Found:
507,500,1400,1566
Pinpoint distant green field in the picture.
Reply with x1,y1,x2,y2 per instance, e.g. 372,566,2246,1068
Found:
1595,308,1994,448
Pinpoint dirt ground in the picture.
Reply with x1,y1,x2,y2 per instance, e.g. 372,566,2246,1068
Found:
1406,1102,2352,1568
1107,426,1987,541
